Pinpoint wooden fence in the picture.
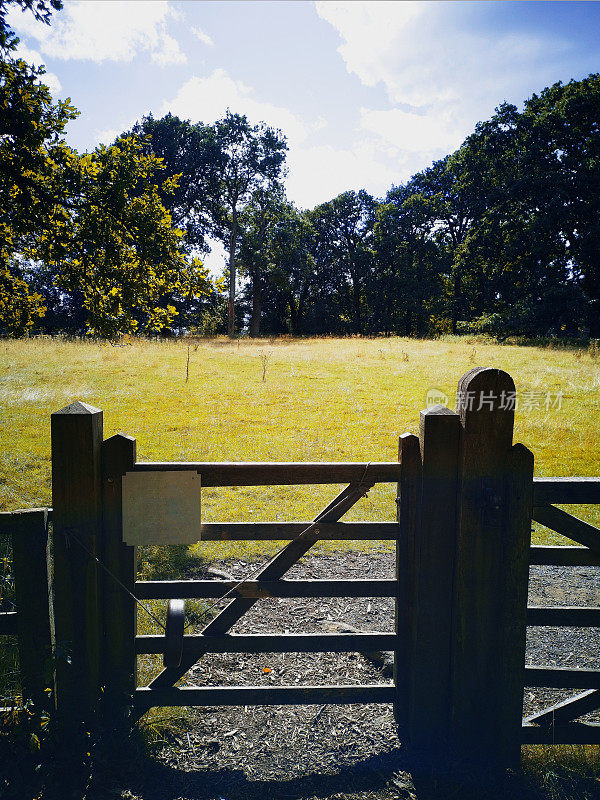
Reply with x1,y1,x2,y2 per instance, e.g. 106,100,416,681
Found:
1,366,599,774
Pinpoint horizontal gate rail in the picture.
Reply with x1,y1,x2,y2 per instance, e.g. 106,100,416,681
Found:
134,683,396,710
526,606,600,626
136,632,398,655
532,478,600,505
133,461,401,486
521,722,600,744
529,545,600,567
524,666,600,689
183,521,399,541
136,578,397,599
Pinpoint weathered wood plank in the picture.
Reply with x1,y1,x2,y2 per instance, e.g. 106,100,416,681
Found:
133,461,401,486
134,684,396,711
533,478,600,505
527,606,600,627
523,689,600,727
0,612,18,635
533,505,600,553
136,632,398,655
500,442,535,768
410,406,460,759
452,368,530,772
196,521,399,541
51,401,103,720
135,578,397,599
521,722,600,744
529,545,600,567
525,666,600,689
101,434,137,716
11,509,54,708
394,433,421,733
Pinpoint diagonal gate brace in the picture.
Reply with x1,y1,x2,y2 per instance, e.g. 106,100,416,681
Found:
523,689,600,728
147,481,374,692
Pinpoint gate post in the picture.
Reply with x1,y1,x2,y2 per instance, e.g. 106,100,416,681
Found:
451,368,533,772
101,434,137,727
11,508,54,710
51,402,103,723
407,405,461,763
394,433,420,737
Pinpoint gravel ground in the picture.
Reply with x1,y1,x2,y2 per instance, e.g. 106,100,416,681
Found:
126,551,600,800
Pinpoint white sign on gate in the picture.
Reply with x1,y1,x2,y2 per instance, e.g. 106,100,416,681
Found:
122,471,201,545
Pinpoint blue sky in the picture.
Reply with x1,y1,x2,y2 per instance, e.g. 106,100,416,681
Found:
8,1,600,269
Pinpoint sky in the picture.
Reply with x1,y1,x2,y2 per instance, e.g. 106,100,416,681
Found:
8,0,600,272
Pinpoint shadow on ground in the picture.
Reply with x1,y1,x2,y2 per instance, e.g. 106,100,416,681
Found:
3,737,600,800
36,746,595,800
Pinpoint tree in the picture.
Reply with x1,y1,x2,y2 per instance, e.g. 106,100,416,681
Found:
452,91,596,334
43,136,212,338
210,111,287,336
373,187,443,335
308,191,375,334
237,187,285,336
0,0,62,52
0,0,76,334
127,113,221,254
522,75,600,335
262,202,316,335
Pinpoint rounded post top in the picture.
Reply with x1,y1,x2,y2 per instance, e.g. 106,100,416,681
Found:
456,367,516,435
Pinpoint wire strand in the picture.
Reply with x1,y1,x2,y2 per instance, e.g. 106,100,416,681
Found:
65,530,166,631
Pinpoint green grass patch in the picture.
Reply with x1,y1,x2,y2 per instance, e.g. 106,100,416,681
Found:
0,335,597,548
1,335,599,779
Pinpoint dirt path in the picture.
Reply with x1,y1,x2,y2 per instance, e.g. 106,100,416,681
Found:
121,551,600,800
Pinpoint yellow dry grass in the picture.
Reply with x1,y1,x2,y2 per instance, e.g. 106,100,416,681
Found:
0,334,598,560
1,335,599,791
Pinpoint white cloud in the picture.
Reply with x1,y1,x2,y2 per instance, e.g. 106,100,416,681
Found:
316,1,426,97
316,1,573,159
162,68,420,208
162,68,311,147
152,33,186,67
14,43,62,94
94,128,120,146
7,0,186,65
191,26,214,47
360,107,460,160
287,141,398,208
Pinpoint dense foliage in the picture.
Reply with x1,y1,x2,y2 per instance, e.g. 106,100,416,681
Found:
1,0,599,339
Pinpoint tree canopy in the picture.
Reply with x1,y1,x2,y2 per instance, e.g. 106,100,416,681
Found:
1,0,598,341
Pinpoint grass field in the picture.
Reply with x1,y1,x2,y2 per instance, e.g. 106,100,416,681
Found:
1,335,599,797
0,335,598,558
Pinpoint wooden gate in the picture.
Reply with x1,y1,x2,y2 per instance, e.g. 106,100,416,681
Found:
37,366,600,773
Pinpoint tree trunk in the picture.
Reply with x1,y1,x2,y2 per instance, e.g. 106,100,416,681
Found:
351,272,362,334
249,275,262,337
288,294,298,335
452,265,462,335
228,206,239,337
